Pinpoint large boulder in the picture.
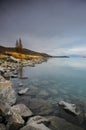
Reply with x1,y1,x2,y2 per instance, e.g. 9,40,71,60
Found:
20,116,51,130
20,123,51,130
7,111,24,130
0,81,16,105
0,101,12,117
11,104,33,119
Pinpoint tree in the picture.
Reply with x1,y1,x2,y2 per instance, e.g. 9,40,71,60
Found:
19,38,23,53
15,38,23,53
16,40,19,52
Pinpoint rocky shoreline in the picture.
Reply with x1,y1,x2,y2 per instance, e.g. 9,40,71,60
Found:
0,58,86,130
0,75,52,130
0,56,48,79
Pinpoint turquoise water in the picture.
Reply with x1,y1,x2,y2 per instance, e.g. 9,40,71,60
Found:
21,58,86,103
12,58,86,128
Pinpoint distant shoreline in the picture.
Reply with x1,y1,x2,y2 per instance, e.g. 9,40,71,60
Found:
51,56,69,58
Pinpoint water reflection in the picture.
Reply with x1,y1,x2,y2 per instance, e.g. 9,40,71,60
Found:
18,66,23,78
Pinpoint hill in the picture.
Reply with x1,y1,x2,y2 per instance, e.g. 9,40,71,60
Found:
0,45,51,58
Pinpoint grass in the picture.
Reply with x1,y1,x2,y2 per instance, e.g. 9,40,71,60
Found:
5,51,43,60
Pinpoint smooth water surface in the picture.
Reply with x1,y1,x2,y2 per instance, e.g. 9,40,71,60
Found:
11,58,86,129
15,58,86,105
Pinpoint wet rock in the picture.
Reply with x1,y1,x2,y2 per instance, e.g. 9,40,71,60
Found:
0,81,16,105
11,104,33,119
20,123,51,130
7,111,24,130
27,116,50,125
0,123,6,130
27,85,39,97
11,74,18,78
0,101,12,117
0,76,5,82
18,83,23,87
47,116,83,130
18,88,29,95
20,116,51,130
3,72,10,79
58,101,80,116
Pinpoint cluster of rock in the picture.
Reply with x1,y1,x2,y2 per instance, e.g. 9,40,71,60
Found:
0,101,51,130
0,56,48,79
0,76,51,130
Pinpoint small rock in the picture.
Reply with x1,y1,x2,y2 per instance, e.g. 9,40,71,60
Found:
11,104,33,119
11,74,18,78
3,72,10,79
18,83,23,87
58,101,80,116
18,88,29,95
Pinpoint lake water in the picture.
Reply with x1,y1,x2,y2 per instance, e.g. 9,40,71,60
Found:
20,58,86,103
12,58,86,128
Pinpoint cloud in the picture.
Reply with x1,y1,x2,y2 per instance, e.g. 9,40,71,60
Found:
0,0,86,56
48,46,86,56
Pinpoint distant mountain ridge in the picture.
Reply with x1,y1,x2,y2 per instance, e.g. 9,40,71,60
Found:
0,45,51,57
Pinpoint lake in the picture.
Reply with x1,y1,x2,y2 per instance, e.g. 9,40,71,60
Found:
12,58,86,129
20,58,86,102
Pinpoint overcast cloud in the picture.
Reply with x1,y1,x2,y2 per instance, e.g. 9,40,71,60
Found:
0,0,86,56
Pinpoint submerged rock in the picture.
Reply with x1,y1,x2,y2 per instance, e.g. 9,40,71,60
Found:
28,98,54,116
11,104,33,119
18,88,29,95
18,82,23,87
0,81,16,105
47,116,83,130
58,101,80,116
38,90,50,99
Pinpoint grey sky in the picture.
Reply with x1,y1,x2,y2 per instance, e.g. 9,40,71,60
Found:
0,0,86,55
